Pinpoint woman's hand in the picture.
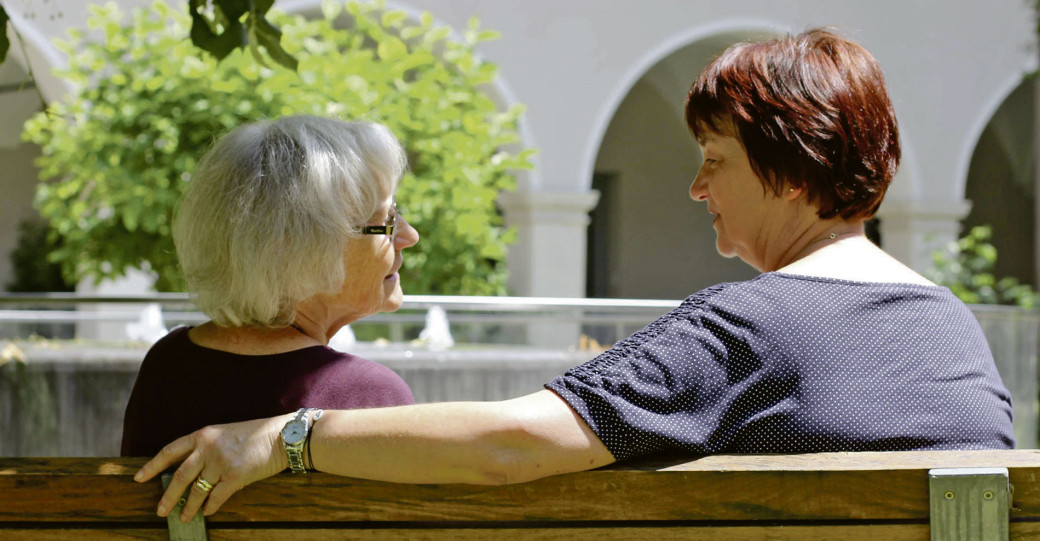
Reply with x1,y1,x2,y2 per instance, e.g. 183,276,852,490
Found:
134,413,294,522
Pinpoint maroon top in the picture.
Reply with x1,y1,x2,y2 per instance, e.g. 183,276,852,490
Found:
121,326,414,456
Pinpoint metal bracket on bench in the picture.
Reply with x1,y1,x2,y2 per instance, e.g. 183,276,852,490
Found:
161,473,209,541
929,467,1009,541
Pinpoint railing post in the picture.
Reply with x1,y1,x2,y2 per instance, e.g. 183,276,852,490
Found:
929,467,1009,541
161,473,208,541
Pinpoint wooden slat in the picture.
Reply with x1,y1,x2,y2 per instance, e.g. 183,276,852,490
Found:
212,469,928,522
0,458,160,523
208,524,932,541
3,523,1039,541
0,530,164,540
2,451,1039,525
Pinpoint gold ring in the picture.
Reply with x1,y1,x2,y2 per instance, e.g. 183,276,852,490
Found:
194,477,215,493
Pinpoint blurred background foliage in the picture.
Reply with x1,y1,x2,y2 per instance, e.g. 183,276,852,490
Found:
5,218,74,293
22,0,532,295
930,225,1040,308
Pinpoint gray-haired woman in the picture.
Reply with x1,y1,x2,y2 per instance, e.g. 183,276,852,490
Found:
121,115,420,456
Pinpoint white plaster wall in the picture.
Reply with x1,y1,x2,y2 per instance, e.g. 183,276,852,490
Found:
404,0,1035,202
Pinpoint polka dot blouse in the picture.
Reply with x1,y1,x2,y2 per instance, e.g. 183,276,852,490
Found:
546,273,1016,460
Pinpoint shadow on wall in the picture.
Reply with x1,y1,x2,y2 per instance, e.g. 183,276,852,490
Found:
587,31,773,300
963,77,1036,290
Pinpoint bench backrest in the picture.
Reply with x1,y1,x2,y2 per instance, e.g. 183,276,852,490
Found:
2,450,1038,540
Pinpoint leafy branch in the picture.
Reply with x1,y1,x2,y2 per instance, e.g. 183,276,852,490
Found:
0,0,297,71
929,225,1039,308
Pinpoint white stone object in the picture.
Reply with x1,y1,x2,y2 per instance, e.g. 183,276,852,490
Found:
418,306,454,350
124,303,167,344
328,325,356,351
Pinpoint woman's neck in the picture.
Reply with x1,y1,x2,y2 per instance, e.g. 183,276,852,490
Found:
777,234,935,286
759,218,864,272
188,322,322,356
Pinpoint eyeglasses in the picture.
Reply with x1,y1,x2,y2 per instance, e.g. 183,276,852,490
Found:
361,200,397,241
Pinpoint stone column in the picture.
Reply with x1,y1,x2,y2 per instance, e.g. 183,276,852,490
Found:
876,198,972,274
498,190,600,348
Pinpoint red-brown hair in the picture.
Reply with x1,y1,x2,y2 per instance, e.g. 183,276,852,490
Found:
685,28,900,219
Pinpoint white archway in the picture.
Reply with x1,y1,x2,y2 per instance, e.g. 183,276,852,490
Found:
3,7,73,105
580,18,789,194
954,58,1039,201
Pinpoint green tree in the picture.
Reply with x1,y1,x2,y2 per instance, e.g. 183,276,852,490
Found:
929,225,1039,308
1,0,294,70
23,0,531,295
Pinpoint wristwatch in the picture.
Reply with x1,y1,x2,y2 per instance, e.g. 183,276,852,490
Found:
280,408,321,473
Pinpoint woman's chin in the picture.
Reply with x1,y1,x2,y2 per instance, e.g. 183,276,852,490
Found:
382,280,404,310
715,239,737,259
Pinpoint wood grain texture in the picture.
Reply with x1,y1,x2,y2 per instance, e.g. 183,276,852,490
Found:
5,523,1040,541
207,524,932,541
2,451,1038,527
0,530,165,540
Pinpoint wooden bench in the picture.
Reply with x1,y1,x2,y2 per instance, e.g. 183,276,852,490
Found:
1,450,1037,540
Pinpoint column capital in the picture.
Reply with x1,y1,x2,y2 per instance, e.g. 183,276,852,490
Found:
498,191,601,227
875,197,972,274
876,198,972,225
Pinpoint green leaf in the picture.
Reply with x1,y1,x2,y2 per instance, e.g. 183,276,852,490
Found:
376,36,407,61
381,10,407,28
190,8,244,60
251,15,298,71
321,0,343,21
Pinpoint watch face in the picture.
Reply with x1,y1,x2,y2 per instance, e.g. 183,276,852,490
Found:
281,420,306,444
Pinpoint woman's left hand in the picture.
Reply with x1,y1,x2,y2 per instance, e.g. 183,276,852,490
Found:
134,413,293,522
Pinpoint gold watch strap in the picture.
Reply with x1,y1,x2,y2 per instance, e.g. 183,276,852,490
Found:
284,408,314,474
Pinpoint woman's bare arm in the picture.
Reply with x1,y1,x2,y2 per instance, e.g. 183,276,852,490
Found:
136,390,614,521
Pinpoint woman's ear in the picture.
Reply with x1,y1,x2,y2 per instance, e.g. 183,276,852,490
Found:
785,185,803,201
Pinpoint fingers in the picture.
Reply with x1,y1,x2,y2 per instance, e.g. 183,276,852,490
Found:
134,434,196,483
137,415,292,521
202,477,239,516
156,449,205,518
179,468,220,522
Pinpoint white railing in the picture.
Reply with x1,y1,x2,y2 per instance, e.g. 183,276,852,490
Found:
0,293,681,346
2,293,1037,447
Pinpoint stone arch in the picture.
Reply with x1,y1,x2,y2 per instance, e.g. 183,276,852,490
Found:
3,7,73,106
0,9,68,290
585,21,790,299
961,75,1036,286
955,58,1039,201
580,18,789,193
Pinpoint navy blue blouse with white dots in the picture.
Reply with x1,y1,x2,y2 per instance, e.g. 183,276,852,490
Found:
547,273,1016,460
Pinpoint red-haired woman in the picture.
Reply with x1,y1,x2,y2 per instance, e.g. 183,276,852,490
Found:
138,29,1014,522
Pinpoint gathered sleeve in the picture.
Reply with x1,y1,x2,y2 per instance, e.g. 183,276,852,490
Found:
546,284,794,460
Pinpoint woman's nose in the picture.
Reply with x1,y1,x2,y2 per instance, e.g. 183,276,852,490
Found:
689,170,708,201
394,215,419,249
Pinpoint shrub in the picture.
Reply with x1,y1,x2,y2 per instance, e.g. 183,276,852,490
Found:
23,0,531,294
5,218,73,293
929,225,1039,308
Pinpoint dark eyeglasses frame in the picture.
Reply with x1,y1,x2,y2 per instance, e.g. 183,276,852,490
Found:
361,200,397,239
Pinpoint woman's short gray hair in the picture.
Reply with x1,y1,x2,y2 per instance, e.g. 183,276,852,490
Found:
174,115,406,327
